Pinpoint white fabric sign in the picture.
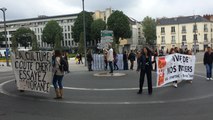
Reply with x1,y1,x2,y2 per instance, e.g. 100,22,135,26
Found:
157,53,196,87
11,51,52,93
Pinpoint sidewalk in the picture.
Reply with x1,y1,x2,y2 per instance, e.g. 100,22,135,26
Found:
0,62,12,72
68,58,88,72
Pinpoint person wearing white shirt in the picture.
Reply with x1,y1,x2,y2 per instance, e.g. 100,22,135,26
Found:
107,46,114,73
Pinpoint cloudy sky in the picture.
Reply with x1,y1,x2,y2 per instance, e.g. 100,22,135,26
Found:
0,0,213,21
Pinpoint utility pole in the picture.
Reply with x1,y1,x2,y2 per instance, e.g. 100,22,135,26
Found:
82,0,87,66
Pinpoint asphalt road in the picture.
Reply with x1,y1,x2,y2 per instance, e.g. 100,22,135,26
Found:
0,52,213,120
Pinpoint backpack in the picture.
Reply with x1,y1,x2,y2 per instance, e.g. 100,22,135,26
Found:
59,57,68,72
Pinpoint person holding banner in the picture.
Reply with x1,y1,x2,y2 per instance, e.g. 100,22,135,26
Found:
137,47,153,95
203,47,213,81
52,50,64,99
170,48,178,88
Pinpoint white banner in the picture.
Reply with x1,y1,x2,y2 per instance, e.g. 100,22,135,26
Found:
157,53,196,87
92,54,124,70
11,51,52,93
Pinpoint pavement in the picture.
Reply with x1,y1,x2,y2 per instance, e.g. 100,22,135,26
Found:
0,52,213,120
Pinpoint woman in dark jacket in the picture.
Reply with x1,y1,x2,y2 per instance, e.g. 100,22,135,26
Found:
137,47,153,95
203,47,213,80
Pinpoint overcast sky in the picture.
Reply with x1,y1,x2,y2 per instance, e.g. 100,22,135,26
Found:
0,0,213,21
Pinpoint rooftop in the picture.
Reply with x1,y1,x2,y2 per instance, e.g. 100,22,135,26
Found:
0,13,79,24
157,15,210,25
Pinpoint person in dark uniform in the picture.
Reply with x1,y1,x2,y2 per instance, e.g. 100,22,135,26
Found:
87,49,93,71
123,51,128,70
137,47,153,95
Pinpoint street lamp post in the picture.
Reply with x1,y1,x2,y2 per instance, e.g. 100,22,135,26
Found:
0,7,9,66
82,0,87,66
193,16,197,55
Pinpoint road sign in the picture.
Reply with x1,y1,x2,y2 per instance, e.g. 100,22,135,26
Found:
101,30,113,43
97,42,109,50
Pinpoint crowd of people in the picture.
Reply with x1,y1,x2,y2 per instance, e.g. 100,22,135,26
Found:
50,46,213,98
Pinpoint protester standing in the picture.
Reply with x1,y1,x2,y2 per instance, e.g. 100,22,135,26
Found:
136,51,141,71
123,51,128,70
203,47,213,80
113,51,119,70
87,49,93,71
52,50,64,99
78,53,83,64
107,46,114,73
128,50,136,70
104,50,108,70
62,51,69,73
137,47,153,95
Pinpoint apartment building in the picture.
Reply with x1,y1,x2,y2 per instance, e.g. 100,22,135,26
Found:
0,14,78,49
156,15,213,51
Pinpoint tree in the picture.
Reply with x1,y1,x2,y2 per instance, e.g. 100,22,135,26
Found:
78,32,84,54
91,19,106,42
42,20,63,49
71,11,93,43
107,10,131,44
142,16,157,45
12,27,35,49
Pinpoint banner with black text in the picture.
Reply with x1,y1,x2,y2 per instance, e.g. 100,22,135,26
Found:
11,51,52,93
157,53,196,87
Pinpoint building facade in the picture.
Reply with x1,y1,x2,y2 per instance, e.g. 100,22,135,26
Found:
156,15,213,51
92,8,113,23
0,14,79,50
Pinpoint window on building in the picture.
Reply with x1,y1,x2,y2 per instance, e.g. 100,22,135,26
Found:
161,27,165,34
68,41,71,46
182,35,186,42
68,26,70,31
171,26,175,33
65,33,67,39
38,28,40,33
72,41,74,46
193,24,197,32
161,36,165,43
64,26,67,32
171,36,176,43
204,24,208,32
65,41,67,46
182,26,186,33
204,34,208,41
68,33,71,39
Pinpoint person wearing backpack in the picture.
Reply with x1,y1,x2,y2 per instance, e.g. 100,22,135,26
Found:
53,50,64,99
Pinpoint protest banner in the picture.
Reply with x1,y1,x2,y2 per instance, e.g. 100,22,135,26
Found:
157,53,196,87
11,51,52,93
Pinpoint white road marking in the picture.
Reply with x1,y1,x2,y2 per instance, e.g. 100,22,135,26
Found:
1,74,213,105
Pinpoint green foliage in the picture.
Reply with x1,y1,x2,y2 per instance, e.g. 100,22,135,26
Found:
78,32,84,54
71,11,93,43
11,36,18,51
107,10,131,44
31,36,38,51
91,19,106,41
42,20,63,49
142,16,157,45
12,27,35,49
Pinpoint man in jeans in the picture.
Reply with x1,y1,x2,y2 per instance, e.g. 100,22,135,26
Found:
203,47,213,80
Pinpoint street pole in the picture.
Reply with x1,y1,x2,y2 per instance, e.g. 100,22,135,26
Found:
0,7,9,66
193,16,197,55
82,0,87,66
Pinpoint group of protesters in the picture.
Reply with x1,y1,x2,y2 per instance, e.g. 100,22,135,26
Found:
50,45,213,98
